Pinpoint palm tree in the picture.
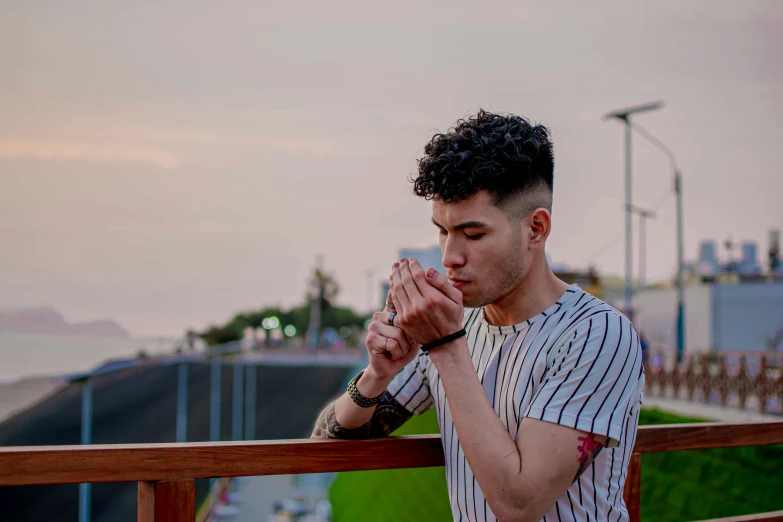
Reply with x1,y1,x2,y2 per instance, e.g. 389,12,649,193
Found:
305,255,340,350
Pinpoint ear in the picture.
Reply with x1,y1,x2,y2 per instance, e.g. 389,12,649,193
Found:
527,208,551,251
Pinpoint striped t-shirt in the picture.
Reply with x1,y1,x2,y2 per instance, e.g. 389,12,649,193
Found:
387,284,644,522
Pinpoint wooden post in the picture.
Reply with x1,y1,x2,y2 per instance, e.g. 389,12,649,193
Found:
138,481,155,521
623,452,642,522
138,480,196,522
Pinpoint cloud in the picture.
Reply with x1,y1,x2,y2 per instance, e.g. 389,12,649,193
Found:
0,140,181,169
106,127,218,145
229,131,379,159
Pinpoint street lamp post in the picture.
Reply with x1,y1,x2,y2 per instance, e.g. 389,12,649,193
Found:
604,101,664,322
629,121,686,363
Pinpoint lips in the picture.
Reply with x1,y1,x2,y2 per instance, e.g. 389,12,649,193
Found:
449,278,470,290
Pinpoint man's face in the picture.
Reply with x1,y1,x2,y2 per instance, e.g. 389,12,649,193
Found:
432,191,529,308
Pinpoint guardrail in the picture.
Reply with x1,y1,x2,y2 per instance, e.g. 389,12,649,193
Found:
2,421,783,521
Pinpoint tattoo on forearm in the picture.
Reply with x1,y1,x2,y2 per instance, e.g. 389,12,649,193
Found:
311,401,372,439
369,394,413,437
573,434,604,482
310,392,413,440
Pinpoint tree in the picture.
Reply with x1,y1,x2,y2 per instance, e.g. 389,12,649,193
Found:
195,261,367,348
305,256,340,350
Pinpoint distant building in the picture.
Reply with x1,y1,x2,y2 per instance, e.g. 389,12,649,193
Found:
552,266,602,299
687,231,781,284
379,245,445,309
634,281,783,354
380,245,603,308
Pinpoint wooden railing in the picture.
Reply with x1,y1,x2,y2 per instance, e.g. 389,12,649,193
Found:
2,422,783,522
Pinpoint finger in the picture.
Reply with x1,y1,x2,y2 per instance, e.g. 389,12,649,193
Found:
399,258,424,302
374,322,413,354
384,289,396,312
372,303,416,346
365,331,387,355
391,265,412,314
366,325,404,360
372,310,408,335
389,278,403,318
424,266,462,304
408,258,438,299
384,335,404,360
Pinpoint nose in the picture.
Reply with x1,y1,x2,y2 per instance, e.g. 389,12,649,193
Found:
441,236,466,270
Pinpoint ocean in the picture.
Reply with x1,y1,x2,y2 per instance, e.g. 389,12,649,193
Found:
0,331,176,381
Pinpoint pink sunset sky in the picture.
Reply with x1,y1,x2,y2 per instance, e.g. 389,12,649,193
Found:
1,1,781,336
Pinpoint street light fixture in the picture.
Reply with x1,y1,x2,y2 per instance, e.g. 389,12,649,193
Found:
603,101,665,321
629,121,686,363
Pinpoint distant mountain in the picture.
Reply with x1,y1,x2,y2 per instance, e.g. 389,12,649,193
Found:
0,307,130,338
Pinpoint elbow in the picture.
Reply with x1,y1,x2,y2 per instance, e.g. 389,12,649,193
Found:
486,494,537,522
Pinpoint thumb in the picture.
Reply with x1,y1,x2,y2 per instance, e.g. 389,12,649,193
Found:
425,268,462,304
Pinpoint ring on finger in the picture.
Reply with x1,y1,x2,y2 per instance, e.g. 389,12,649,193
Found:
387,311,397,327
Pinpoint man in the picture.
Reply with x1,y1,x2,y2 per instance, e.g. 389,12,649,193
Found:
312,110,644,522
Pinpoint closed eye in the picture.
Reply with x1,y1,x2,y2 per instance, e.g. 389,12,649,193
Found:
466,234,484,240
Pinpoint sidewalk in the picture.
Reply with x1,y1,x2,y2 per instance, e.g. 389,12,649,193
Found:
643,395,780,422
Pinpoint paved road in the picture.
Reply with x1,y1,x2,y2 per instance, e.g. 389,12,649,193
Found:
230,474,332,522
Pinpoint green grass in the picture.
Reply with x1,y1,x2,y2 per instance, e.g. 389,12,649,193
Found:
638,408,783,521
329,410,452,522
329,408,783,522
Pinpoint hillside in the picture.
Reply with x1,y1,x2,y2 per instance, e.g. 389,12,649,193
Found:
0,361,353,522
0,307,129,338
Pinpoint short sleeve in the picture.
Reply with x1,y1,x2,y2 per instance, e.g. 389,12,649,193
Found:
523,312,643,447
386,352,434,415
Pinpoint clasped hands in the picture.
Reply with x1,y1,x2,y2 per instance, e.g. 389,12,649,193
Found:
367,258,464,367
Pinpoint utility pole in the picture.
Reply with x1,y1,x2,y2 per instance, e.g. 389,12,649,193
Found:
604,101,664,322
628,120,687,363
629,205,656,289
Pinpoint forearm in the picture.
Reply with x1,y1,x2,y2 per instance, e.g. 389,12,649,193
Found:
311,368,393,439
429,341,533,521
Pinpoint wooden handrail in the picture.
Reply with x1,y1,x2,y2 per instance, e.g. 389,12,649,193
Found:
3,421,782,487
0,435,445,486
2,421,782,521
633,420,783,452
693,512,783,522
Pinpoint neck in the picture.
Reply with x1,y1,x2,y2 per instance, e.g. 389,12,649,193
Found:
482,254,570,327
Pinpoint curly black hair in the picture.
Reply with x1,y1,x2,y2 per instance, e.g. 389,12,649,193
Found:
413,110,554,210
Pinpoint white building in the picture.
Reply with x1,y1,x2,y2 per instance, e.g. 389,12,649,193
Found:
379,246,445,309
634,282,783,354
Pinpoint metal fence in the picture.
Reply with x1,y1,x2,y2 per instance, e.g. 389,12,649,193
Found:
646,349,783,414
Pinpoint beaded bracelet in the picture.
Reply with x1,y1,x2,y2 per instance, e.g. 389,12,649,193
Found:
347,369,385,408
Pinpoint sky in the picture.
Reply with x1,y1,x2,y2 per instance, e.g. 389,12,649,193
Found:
1,0,781,337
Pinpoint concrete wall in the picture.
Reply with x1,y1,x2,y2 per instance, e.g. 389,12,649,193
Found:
634,285,712,353
711,283,783,352
635,282,783,353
